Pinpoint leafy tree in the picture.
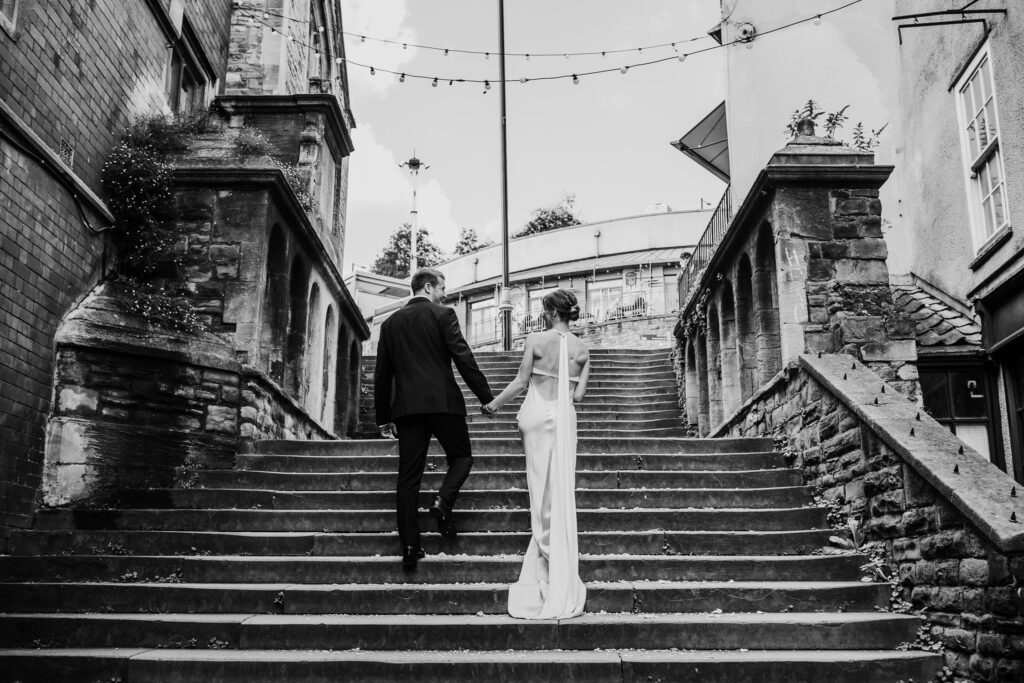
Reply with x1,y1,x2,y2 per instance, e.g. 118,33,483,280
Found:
785,100,886,151
371,223,445,279
515,194,582,237
453,227,495,256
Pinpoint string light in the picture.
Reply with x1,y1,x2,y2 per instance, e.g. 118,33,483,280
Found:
813,14,822,25
432,77,438,87
572,74,579,84
235,0,864,88
335,57,342,64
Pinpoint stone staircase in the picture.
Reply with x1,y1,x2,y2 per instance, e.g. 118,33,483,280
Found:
0,348,941,681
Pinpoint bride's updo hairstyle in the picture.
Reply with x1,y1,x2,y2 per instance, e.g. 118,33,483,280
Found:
542,289,580,322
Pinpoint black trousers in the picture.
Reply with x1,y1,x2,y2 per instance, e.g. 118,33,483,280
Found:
394,413,473,548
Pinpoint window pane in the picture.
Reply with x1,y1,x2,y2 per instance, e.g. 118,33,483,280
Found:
982,196,996,237
979,163,991,192
992,185,1006,228
971,76,985,117
984,101,999,140
921,372,951,419
951,371,988,418
977,109,990,148
954,422,991,462
979,58,991,100
966,122,978,157
987,153,1001,187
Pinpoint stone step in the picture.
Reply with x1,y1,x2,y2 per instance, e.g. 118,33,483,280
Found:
458,389,680,403
463,407,683,422
236,451,783,473
457,376,678,389
253,437,776,457
0,612,920,651
460,428,690,439
121,486,811,511
464,416,686,432
0,580,886,615
0,553,864,584
0,648,942,683
193,467,804,491
8,529,840,558
32,506,828,532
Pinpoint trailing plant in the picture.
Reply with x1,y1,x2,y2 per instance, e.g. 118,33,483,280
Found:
784,99,887,151
102,112,212,332
272,159,314,210
232,126,276,157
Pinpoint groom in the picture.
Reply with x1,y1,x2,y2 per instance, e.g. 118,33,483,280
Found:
374,267,494,570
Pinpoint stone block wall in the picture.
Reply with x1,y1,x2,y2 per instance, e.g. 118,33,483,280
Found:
239,369,334,448
717,355,1024,681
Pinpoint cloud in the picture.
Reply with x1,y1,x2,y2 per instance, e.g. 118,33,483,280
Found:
344,124,462,270
342,0,418,96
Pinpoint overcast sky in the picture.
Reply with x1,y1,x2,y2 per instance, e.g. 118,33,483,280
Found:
339,0,729,274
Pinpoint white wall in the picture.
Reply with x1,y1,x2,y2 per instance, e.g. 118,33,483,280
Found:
719,0,909,275
439,209,712,292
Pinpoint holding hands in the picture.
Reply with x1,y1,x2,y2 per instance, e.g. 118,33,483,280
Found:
481,401,499,417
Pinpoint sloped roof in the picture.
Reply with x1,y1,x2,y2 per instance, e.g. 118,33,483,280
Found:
893,285,982,347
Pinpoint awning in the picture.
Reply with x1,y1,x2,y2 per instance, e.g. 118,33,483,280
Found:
671,101,729,182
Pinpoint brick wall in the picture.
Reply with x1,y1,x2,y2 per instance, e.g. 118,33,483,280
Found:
0,0,230,530
718,355,1024,681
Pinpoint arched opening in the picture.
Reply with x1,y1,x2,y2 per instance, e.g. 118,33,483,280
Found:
261,226,289,383
706,303,723,428
719,283,740,417
320,305,336,425
695,329,710,436
684,337,700,431
736,254,757,400
284,256,310,397
754,222,782,384
342,336,362,437
303,282,323,414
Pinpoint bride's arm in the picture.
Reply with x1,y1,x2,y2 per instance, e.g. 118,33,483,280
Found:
572,350,591,403
485,335,536,412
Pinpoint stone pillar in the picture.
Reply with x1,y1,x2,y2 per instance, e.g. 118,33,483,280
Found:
767,119,917,399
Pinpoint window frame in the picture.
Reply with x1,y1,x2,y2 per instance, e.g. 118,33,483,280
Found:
162,19,212,115
954,42,1011,252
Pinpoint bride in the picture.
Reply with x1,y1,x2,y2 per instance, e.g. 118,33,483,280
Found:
483,289,589,619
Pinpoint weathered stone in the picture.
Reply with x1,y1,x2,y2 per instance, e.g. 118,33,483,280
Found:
960,558,991,586
834,259,889,285
205,405,238,433
58,387,99,415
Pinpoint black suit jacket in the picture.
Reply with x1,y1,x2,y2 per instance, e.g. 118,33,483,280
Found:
374,298,494,424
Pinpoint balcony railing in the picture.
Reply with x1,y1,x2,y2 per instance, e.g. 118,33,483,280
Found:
677,186,732,308
466,290,673,346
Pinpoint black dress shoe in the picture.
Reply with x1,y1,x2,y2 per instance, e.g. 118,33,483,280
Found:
429,496,457,541
402,545,425,570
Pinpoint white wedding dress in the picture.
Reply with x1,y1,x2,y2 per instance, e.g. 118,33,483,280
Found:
507,331,587,619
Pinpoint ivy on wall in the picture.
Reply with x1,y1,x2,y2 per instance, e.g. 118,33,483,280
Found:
101,112,217,333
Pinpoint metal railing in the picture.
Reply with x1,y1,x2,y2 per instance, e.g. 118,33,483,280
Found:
466,290,673,345
677,186,733,307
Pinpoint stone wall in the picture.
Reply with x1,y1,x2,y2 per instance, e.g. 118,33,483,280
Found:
716,354,1024,681
44,285,335,508
0,0,230,531
471,315,677,352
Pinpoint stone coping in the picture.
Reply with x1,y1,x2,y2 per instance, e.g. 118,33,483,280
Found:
240,366,336,442
799,353,1024,553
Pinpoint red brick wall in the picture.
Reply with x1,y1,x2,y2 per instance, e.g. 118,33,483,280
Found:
0,0,231,530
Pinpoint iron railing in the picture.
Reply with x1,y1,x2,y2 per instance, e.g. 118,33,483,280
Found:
677,186,733,307
466,290,673,345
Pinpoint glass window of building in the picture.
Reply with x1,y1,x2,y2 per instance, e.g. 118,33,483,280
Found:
920,363,999,469
955,45,1010,248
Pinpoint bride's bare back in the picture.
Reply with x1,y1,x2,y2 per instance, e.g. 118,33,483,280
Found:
528,330,589,401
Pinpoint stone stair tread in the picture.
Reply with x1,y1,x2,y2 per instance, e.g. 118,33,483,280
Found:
0,579,877,590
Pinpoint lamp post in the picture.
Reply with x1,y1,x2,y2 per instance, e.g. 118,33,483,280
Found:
497,0,512,351
399,152,429,274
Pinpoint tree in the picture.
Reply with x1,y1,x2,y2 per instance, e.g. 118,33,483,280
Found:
371,224,445,279
453,227,495,256
515,195,582,237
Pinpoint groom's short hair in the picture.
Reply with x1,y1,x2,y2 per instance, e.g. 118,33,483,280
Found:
411,267,445,294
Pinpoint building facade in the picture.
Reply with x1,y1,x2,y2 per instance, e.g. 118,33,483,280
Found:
0,0,366,528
